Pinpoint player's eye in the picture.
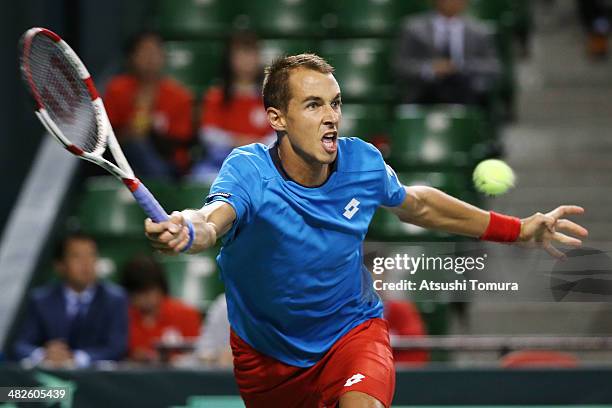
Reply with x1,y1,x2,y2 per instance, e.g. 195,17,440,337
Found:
306,102,319,110
331,100,342,109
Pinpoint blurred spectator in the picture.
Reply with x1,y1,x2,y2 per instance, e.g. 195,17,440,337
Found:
191,31,274,181
13,232,128,368
366,252,430,365
194,293,233,367
104,31,194,179
393,0,501,107
121,255,201,363
384,299,429,365
577,0,611,58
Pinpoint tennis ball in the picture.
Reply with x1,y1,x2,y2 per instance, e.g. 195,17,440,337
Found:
472,159,515,196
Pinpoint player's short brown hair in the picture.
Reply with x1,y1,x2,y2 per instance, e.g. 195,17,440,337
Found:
262,53,334,112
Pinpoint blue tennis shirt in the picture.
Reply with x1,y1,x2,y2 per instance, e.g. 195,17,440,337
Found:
206,137,406,367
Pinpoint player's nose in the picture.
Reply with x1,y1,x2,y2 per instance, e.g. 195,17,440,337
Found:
322,105,339,126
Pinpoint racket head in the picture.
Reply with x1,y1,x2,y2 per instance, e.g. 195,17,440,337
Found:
19,27,107,156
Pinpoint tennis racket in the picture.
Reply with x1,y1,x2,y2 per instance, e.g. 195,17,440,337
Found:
19,27,194,250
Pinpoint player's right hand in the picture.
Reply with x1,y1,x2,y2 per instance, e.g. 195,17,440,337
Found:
144,211,192,255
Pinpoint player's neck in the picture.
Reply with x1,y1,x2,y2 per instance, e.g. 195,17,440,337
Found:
277,139,331,187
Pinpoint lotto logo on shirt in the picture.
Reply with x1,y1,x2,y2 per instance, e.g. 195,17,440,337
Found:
343,198,360,220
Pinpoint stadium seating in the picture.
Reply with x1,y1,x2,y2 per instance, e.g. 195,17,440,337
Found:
76,177,175,237
469,0,514,23
156,252,224,310
327,0,431,37
416,301,451,336
238,0,325,38
166,182,212,211
319,39,392,102
164,41,225,97
468,0,518,118
397,171,477,197
416,301,451,361
469,0,534,34
259,39,320,66
340,104,391,147
95,237,152,280
388,104,489,171
156,0,239,39
492,22,517,118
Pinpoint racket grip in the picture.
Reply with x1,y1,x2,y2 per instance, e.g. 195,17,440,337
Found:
129,180,169,223
125,179,195,253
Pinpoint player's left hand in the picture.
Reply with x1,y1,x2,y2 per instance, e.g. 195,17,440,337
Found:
517,205,588,259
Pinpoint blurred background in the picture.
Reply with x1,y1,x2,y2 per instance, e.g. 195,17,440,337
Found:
1,0,612,407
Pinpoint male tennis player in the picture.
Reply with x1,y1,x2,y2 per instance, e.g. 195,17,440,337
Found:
145,54,588,408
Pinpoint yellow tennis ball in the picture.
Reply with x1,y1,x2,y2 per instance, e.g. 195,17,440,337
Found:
473,159,515,196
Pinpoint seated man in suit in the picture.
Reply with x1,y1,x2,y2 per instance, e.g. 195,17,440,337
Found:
393,0,501,107
12,232,128,368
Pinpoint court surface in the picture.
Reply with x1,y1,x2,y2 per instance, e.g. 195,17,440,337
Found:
176,396,612,408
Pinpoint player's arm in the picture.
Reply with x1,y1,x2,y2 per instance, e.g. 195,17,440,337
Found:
388,186,588,258
389,186,489,238
144,201,236,255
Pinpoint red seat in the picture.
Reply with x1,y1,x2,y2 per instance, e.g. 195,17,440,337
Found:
500,350,579,368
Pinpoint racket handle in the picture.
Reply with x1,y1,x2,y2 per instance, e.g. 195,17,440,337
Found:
127,180,169,223
124,179,195,253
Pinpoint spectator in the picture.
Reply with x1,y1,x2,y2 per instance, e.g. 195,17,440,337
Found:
13,232,128,368
120,255,201,363
191,31,274,181
104,31,194,179
577,0,611,58
384,299,429,365
393,0,501,108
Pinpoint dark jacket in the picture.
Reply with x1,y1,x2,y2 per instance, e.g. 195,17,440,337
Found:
13,282,128,362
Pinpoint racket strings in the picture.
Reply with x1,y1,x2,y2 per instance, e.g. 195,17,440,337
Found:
22,34,102,154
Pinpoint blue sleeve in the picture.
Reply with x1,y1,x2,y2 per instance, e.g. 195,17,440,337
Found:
12,294,45,360
381,162,407,207
205,149,262,241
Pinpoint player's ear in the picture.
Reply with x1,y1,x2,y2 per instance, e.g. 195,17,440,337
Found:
267,107,286,133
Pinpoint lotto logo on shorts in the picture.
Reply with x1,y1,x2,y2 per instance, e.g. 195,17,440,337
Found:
344,373,365,387
343,198,360,220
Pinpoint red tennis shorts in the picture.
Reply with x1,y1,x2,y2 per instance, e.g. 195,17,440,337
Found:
230,318,395,408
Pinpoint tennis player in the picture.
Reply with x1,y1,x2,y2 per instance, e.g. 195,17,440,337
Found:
145,54,588,408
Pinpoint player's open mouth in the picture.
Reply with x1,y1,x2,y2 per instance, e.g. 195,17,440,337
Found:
321,132,337,154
